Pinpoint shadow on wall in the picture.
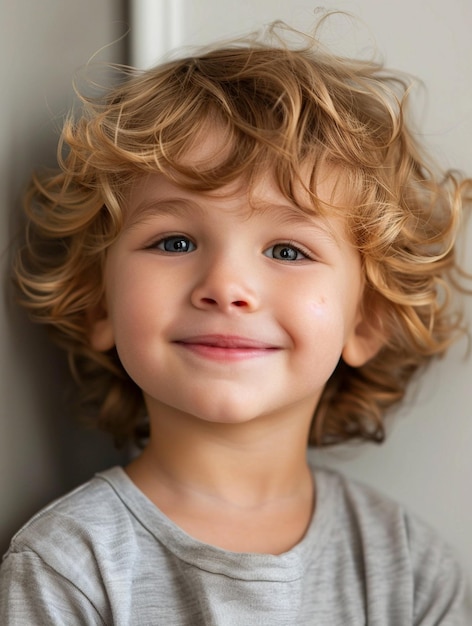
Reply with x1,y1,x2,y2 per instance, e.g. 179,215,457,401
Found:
1,142,128,555
0,0,130,556
1,175,128,555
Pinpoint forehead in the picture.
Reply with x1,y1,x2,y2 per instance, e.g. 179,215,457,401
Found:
126,160,340,216
176,121,233,170
133,123,340,201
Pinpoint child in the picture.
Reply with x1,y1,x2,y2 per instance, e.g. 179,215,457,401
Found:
1,21,471,624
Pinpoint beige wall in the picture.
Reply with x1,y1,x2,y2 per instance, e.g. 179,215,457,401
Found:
0,0,127,554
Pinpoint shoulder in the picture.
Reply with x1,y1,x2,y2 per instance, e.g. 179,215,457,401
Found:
315,466,452,555
314,465,459,569
0,467,135,624
2,467,138,583
313,466,472,623
5,467,130,557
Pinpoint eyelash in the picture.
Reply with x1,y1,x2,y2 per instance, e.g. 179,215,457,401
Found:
148,236,314,262
151,235,196,253
264,242,312,262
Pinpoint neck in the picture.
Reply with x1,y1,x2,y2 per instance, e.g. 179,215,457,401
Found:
127,402,314,509
126,403,317,554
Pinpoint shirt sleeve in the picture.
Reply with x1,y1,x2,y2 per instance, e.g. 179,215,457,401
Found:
407,515,472,625
0,549,105,625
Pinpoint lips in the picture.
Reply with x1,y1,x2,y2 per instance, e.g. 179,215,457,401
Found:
173,334,279,361
176,335,276,349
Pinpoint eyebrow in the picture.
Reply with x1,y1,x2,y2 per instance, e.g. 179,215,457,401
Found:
124,198,204,229
255,203,341,246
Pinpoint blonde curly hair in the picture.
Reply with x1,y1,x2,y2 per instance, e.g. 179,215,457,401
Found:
14,23,471,447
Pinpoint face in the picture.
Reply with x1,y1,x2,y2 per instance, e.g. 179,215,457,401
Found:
91,169,379,430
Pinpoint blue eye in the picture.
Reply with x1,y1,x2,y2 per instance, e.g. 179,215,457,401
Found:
155,236,196,253
264,243,308,261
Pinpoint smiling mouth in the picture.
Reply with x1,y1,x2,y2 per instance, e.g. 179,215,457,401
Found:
174,335,280,361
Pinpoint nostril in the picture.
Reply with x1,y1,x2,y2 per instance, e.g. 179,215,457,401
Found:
197,297,249,308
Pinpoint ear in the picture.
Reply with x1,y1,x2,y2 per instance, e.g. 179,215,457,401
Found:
342,310,384,368
87,302,115,352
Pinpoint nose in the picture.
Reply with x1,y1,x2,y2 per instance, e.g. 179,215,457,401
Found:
190,256,260,313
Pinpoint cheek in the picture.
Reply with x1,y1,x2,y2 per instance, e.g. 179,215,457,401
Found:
307,297,328,317
105,264,170,363
302,294,344,333
293,293,347,363
108,260,173,324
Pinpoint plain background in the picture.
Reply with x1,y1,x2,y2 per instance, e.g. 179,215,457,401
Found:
1,0,471,585
0,0,129,554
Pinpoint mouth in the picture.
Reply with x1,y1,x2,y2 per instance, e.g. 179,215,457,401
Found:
173,335,280,361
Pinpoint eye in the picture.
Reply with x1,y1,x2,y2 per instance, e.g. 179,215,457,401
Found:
264,243,309,262
154,236,196,253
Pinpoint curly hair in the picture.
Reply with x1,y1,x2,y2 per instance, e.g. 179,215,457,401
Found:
14,22,471,447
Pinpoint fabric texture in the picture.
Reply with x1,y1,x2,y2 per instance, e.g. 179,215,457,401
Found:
1,465,471,625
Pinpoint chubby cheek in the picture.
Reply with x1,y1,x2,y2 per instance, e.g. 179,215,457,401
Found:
291,292,348,377
105,265,172,378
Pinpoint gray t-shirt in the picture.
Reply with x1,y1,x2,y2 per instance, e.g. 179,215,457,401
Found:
1,465,470,625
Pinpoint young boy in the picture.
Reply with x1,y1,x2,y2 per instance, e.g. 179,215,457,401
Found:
1,22,471,624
